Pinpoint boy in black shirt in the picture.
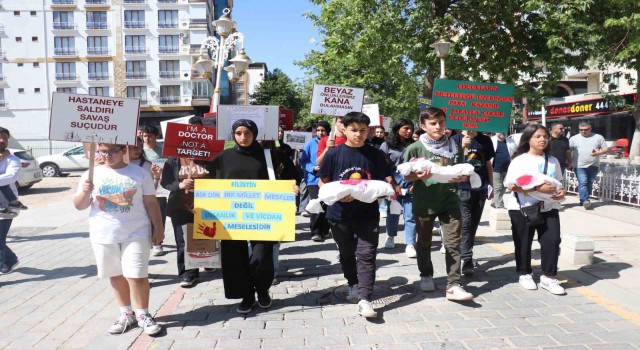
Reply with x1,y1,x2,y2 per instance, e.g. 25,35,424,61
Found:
318,112,397,318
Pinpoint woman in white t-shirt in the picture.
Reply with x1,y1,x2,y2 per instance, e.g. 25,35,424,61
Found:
504,124,567,296
73,143,164,336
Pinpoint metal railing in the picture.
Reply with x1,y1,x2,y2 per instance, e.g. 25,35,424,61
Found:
88,73,109,80
53,22,77,30
125,72,148,79
124,46,148,54
123,0,146,3
86,22,108,30
565,162,640,207
158,21,178,28
192,95,210,100
27,147,70,158
124,21,147,28
54,48,78,56
85,0,109,5
0,101,7,108
158,0,177,3
159,71,179,79
158,46,179,53
55,73,77,80
52,0,76,5
87,47,109,55
159,96,180,104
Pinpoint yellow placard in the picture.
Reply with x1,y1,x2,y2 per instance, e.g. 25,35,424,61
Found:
193,179,296,241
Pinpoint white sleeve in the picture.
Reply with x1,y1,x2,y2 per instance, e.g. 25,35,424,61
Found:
141,168,155,196
0,156,21,187
503,155,522,186
74,170,90,196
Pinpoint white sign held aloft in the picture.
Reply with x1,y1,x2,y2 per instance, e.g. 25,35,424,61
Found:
49,92,140,145
216,105,280,141
382,117,392,131
362,104,381,126
310,84,365,116
283,131,313,149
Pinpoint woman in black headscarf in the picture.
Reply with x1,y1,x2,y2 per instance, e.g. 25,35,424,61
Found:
209,119,297,314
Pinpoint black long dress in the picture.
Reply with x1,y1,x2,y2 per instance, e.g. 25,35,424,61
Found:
209,143,297,299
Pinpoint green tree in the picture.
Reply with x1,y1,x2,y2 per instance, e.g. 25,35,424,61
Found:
250,68,305,121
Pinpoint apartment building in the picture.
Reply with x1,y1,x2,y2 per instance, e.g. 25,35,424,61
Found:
0,0,231,151
234,61,266,105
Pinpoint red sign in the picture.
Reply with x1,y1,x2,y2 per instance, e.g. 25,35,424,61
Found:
279,108,294,130
163,122,225,160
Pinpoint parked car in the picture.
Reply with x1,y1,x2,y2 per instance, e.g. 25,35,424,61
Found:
9,148,43,189
37,145,89,177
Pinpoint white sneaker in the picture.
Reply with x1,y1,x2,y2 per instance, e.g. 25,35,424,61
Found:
384,236,395,249
519,274,537,290
137,313,162,335
440,245,446,254
540,275,566,295
346,285,359,303
151,245,163,256
446,285,473,301
419,276,435,292
405,245,417,258
357,300,377,318
107,312,137,334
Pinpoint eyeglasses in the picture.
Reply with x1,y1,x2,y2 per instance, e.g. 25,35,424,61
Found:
97,148,123,156
579,128,591,132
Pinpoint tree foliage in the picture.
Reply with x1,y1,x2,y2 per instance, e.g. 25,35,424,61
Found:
250,68,305,120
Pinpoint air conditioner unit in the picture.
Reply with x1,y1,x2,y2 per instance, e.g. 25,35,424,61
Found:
183,96,192,104
179,19,190,29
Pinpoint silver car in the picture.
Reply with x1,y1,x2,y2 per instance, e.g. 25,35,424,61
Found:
9,148,43,190
37,146,89,177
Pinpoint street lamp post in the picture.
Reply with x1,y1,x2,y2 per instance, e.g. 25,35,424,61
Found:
193,8,252,114
430,40,452,79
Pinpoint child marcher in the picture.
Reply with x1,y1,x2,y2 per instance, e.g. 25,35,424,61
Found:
74,143,164,335
318,112,398,318
403,107,473,301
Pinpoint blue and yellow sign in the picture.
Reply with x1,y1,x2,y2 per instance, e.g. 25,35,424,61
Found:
193,179,296,241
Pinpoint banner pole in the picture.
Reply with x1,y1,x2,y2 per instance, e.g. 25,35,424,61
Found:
88,143,96,182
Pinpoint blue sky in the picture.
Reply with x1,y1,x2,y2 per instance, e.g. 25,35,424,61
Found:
230,1,321,82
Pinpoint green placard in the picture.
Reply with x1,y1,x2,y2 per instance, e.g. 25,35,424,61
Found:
431,79,515,133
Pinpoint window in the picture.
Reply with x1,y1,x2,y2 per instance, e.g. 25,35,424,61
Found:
125,35,146,54
89,87,109,96
159,60,179,78
158,10,178,28
126,61,146,79
18,88,25,93
55,62,76,80
57,87,77,93
16,37,22,42
32,37,38,42
17,63,23,67
86,11,107,29
54,37,76,55
159,35,179,53
87,36,108,55
604,73,620,92
53,12,74,29
160,85,180,104
0,89,5,107
31,11,37,16
124,10,145,28
88,62,109,80
13,11,20,16
126,86,147,104
34,88,41,93
33,62,40,68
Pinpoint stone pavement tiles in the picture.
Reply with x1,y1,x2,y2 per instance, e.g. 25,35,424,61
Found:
1,213,640,349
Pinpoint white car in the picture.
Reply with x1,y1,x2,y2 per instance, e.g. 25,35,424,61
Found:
37,145,90,177
9,148,43,189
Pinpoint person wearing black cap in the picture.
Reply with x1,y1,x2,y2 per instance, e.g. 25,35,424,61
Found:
300,120,331,241
209,119,298,314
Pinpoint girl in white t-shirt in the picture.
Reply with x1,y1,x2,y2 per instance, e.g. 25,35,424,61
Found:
504,124,567,296
73,143,164,336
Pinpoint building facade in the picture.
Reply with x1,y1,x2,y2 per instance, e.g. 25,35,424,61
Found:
233,61,266,105
0,0,232,153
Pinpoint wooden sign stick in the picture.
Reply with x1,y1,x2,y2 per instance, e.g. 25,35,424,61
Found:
88,142,96,182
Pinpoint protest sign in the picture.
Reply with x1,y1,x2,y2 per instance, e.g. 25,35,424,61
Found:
193,179,296,241
279,108,294,130
49,92,140,145
283,131,312,149
382,116,392,130
216,105,279,141
431,79,515,133
163,122,225,160
419,96,432,111
184,223,221,269
362,104,381,126
310,84,365,116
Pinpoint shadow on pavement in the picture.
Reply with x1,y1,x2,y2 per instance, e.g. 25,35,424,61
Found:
19,186,71,196
7,231,87,242
0,265,95,287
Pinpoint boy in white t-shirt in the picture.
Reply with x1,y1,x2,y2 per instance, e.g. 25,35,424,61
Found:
74,143,165,335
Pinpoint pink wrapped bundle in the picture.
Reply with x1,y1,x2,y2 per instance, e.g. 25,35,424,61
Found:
504,172,565,205
305,179,400,214
396,157,482,188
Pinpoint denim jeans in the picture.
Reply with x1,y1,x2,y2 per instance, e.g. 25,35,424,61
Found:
576,166,599,204
0,219,16,269
384,194,416,245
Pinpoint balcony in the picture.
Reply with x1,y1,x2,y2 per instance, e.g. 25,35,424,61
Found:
0,101,8,109
124,21,147,29
122,0,146,4
124,46,149,55
158,0,177,3
189,19,207,29
53,22,77,30
159,96,180,105
85,0,109,6
159,71,180,79
55,73,78,81
158,46,179,54
87,47,110,56
51,0,76,7
86,22,109,30
158,21,178,29
0,75,6,85
125,72,148,80
53,48,78,57
88,73,109,80
0,51,6,60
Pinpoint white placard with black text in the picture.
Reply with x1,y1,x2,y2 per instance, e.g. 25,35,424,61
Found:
216,105,280,141
362,104,381,126
310,84,365,116
283,131,313,149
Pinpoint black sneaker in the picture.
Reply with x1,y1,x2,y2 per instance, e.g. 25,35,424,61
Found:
462,260,475,275
257,291,272,309
0,208,18,219
322,232,332,240
0,260,19,274
204,268,217,272
237,296,255,314
311,233,323,242
179,275,197,288
8,201,27,210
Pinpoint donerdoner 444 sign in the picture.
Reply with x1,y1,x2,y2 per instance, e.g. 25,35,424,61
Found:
431,79,515,133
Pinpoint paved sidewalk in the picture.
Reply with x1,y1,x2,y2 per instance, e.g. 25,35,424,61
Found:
1,195,640,349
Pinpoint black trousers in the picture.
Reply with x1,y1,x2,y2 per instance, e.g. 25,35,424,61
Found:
509,209,561,276
460,189,487,264
307,185,330,236
221,240,274,299
174,223,199,279
328,219,379,301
